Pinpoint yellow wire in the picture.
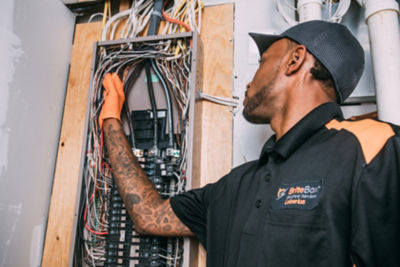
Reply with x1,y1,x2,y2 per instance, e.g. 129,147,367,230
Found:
101,0,111,29
107,0,111,19
173,1,203,55
173,1,187,18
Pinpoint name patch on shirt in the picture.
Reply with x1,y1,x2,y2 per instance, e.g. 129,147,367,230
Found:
271,180,322,210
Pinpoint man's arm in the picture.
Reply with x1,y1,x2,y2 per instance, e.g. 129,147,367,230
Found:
103,118,193,236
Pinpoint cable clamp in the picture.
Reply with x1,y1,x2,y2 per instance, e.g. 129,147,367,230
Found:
151,10,163,18
196,90,240,115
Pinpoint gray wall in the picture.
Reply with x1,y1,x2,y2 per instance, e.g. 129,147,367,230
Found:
0,0,74,266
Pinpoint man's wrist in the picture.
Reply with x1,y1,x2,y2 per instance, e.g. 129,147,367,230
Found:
102,117,121,128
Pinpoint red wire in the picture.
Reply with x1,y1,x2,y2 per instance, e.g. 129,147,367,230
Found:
84,190,108,235
162,0,192,33
103,162,112,172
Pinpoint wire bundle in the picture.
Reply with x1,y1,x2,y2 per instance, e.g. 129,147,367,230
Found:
78,38,193,267
77,2,202,265
274,0,351,26
101,0,203,41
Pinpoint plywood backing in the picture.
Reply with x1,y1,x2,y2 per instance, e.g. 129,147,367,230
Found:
191,4,234,267
41,22,102,267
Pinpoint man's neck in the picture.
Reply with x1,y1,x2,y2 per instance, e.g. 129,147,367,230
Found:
271,97,331,141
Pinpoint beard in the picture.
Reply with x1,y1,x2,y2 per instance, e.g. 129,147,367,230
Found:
242,80,275,124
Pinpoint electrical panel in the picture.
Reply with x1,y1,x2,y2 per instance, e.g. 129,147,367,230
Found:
70,32,201,267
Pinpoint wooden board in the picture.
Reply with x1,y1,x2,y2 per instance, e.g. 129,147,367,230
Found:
119,0,131,11
41,22,102,267
191,4,234,267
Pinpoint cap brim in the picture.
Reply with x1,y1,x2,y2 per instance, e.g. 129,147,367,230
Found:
249,32,282,56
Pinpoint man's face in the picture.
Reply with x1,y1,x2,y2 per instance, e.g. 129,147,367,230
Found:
243,39,288,124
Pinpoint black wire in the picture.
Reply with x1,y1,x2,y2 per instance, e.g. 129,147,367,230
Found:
147,0,164,36
122,63,144,148
75,166,90,266
145,60,159,148
151,59,174,148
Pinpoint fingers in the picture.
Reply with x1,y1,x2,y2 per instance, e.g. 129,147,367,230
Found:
111,73,124,97
102,73,113,90
103,73,125,100
99,72,125,129
110,73,125,105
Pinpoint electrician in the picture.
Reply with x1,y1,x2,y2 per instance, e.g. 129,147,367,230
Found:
100,20,400,267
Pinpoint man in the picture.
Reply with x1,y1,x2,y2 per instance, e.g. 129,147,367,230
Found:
100,20,400,266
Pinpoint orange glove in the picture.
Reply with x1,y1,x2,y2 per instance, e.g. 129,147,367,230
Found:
99,73,125,128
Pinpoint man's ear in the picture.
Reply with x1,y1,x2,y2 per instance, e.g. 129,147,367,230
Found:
285,45,307,76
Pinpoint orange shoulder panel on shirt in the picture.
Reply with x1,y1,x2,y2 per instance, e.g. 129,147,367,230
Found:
325,119,394,164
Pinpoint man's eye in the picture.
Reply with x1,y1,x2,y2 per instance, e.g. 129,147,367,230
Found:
258,59,264,64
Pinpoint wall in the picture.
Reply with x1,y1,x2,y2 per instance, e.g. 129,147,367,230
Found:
0,0,74,266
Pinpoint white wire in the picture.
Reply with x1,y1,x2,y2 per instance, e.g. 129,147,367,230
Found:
101,9,131,40
197,90,239,108
327,0,351,23
87,3,203,265
88,12,104,23
274,0,351,25
275,0,298,26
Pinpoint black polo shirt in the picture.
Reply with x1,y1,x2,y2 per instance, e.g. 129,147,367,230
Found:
170,102,400,267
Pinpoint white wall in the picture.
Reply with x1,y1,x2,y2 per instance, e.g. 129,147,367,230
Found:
0,0,74,266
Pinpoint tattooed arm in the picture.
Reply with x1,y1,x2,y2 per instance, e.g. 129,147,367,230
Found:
103,118,193,237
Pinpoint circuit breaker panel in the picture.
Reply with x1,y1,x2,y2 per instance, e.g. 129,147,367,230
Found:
70,32,201,267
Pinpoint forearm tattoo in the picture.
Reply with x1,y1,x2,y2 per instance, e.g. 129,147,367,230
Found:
103,119,193,236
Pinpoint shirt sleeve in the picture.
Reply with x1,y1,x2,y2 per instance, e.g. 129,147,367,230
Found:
351,136,400,266
170,178,226,247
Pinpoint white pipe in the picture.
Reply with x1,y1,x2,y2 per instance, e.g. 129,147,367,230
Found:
363,0,400,124
298,0,323,22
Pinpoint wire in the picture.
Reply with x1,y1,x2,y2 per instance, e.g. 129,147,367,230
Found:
151,59,175,147
101,0,112,30
274,0,351,25
79,1,203,264
123,62,145,148
197,90,239,109
162,0,192,32
88,12,105,23
145,60,159,148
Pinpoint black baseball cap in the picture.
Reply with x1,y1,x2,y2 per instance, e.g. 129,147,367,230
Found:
249,20,365,103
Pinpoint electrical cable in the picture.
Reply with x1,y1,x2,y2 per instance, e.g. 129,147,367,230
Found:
162,0,192,32
123,62,145,148
78,1,203,263
148,0,164,36
151,59,175,148
145,60,159,149
274,0,351,25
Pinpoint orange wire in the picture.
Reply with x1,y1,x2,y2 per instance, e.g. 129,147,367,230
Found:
162,0,192,32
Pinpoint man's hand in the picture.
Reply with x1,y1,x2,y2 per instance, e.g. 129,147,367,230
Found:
99,73,125,128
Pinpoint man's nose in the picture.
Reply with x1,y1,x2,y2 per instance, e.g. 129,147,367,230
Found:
245,83,251,97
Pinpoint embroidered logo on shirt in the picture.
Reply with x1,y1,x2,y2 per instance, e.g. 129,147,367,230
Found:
272,180,322,210
276,188,289,200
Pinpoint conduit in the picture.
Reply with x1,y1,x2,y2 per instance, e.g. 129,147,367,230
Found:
363,0,400,124
298,0,323,21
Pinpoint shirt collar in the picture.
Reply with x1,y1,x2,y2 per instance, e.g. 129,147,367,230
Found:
260,102,343,159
